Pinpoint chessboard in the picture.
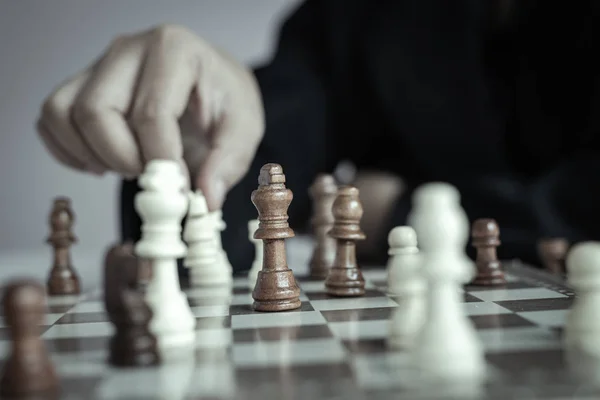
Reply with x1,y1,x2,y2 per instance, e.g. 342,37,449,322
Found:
0,259,594,400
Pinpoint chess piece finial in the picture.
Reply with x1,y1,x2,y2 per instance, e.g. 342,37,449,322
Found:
0,280,59,397
538,238,570,275
388,226,418,253
470,218,506,286
308,174,338,279
46,197,81,295
325,185,366,296
103,244,160,367
251,163,301,311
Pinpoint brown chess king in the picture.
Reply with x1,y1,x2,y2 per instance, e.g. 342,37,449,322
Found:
250,163,301,312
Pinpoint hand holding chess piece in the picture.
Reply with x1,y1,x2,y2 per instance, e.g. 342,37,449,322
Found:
46,197,80,295
0,280,59,398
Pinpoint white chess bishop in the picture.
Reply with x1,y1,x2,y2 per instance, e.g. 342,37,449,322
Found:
386,226,425,349
184,191,232,286
564,242,600,357
407,182,484,380
134,160,196,350
247,219,262,289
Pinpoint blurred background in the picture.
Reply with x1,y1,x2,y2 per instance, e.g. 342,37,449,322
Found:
0,0,301,258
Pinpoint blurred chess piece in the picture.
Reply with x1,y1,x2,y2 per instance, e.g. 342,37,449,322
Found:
0,280,59,398
247,219,262,289
103,243,160,367
325,186,366,297
470,219,506,286
46,197,81,295
308,174,337,279
387,226,425,349
184,191,231,287
537,238,569,275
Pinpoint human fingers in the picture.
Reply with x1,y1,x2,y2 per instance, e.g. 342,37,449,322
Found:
196,105,264,210
129,25,200,164
71,35,146,176
36,121,87,171
39,71,107,173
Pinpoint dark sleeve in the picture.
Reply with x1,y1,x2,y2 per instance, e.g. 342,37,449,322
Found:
222,0,340,273
120,0,340,274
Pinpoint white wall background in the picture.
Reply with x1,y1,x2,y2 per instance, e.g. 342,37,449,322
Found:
0,0,300,255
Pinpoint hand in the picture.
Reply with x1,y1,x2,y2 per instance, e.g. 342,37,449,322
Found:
37,24,264,210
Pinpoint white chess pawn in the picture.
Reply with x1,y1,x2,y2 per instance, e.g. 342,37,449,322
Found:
386,226,425,349
211,210,233,275
184,191,231,286
134,160,196,350
407,182,484,380
564,242,600,357
247,219,262,289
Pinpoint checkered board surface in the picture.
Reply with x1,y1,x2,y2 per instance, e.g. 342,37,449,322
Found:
0,261,596,400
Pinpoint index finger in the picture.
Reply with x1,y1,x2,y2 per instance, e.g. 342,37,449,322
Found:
129,27,200,163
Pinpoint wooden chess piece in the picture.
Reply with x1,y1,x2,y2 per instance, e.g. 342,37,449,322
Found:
325,186,366,297
0,280,59,398
250,163,301,312
471,218,506,286
537,238,570,275
104,243,160,367
308,174,338,279
46,197,81,295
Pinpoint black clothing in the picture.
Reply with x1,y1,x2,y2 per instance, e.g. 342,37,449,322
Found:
120,0,600,273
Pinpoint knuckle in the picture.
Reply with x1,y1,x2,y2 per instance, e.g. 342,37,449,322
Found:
130,102,169,128
107,34,132,52
151,24,193,45
72,99,105,126
41,95,68,121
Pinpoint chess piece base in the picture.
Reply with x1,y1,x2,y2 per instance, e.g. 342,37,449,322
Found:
47,273,80,296
252,270,301,312
109,332,160,367
325,267,365,297
253,297,302,312
471,275,506,286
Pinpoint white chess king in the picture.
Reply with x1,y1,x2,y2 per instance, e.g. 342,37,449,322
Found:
134,160,196,350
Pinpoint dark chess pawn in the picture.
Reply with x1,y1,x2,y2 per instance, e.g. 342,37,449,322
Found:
0,280,59,398
46,197,81,295
104,244,160,367
471,218,506,286
325,186,366,297
308,174,338,279
537,238,570,275
251,163,301,312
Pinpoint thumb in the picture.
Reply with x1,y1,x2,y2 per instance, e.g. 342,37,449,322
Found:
195,115,263,211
